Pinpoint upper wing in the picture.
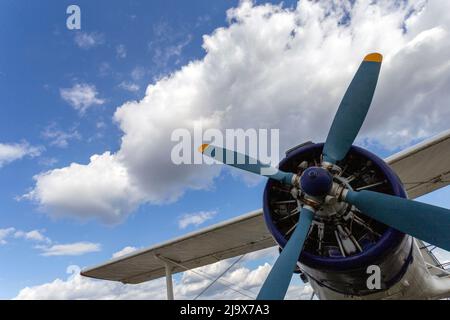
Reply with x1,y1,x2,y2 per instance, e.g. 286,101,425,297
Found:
385,129,450,199
81,209,275,284
82,130,450,284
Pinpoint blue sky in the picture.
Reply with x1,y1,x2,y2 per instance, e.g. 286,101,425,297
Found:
0,0,293,299
1,0,450,299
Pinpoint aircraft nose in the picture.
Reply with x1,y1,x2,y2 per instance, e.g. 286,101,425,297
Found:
300,167,333,197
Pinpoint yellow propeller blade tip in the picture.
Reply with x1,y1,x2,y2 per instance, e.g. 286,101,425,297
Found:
198,143,209,153
364,53,383,63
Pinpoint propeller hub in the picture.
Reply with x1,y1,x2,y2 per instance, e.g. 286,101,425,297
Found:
300,167,333,197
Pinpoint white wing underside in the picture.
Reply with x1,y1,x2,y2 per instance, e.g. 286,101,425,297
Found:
82,130,450,284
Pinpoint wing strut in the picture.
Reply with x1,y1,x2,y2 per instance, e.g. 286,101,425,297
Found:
155,255,175,300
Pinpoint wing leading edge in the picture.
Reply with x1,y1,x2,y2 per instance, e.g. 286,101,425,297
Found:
81,209,274,283
385,129,450,199
82,130,450,284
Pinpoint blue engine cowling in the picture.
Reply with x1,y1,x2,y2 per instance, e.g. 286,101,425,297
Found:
263,143,413,296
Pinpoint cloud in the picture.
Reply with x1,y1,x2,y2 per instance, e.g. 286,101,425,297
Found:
130,67,146,81
0,142,42,168
38,157,58,167
74,32,104,49
421,242,450,264
60,83,105,114
27,0,450,223
0,227,15,245
39,242,101,257
150,34,193,69
433,248,450,264
41,123,81,148
148,20,193,71
96,121,106,129
14,230,50,243
118,82,140,92
23,152,144,224
0,228,99,257
116,44,127,59
111,246,138,259
195,15,211,28
98,62,112,77
243,246,278,262
14,248,311,300
178,210,217,229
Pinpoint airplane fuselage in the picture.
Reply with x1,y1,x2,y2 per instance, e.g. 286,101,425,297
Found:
308,238,450,299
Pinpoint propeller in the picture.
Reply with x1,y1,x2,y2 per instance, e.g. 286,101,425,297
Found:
322,53,382,164
199,144,294,185
344,190,450,251
199,52,450,300
256,206,314,300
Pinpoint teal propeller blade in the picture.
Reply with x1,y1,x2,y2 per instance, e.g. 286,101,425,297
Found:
199,144,294,185
257,206,314,300
345,190,450,251
323,53,382,164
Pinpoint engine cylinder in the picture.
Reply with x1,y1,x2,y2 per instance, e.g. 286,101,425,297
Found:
263,143,413,295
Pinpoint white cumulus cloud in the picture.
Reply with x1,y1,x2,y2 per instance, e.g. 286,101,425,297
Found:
26,0,450,223
23,152,144,224
60,83,105,114
178,210,217,229
74,32,104,49
118,82,140,92
0,227,100,257
14,247,310,300
116,44,127,58
41,123,81,148
0,227,15,245
14,230,50,243
0,142,42,168
112,246,138,259
39,242,101,257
